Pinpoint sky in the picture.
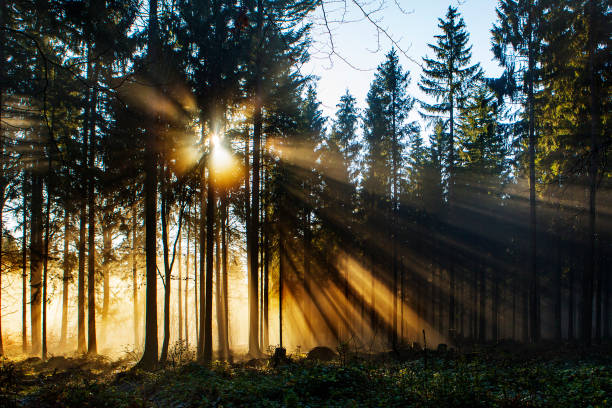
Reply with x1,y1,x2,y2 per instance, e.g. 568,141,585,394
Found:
303,0,504,132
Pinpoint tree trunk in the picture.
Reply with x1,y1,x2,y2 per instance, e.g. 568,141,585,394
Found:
0,0,5,358
178,217,183,344
479,267,486,343
263,194,270,351
512,278,517,340
221,196,230,359
138,0,159,370
244,128,252,349
604,249,610,339
131,203,139,348
203,168,215,363
492,272,499,343
582,0,600,346
60,210,71,348
554,231,562,340
0,192,4,356
76,40,91,355
22,180,28,354
568,247,575,340
391,88,398,350
30,172,43,356
102,214,111,340
194,211,199,346
42,179,51,361
448,86,456,337
248,0,263,357
527,19,539,344
249,112,261,357
77,200,86,353
215,209,223,359
279,220,284,349
87,61,100,356
160,179,171,364
185,206,190,348
198,166,206,358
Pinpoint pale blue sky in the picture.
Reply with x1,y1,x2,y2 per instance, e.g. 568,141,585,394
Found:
304,0,504,130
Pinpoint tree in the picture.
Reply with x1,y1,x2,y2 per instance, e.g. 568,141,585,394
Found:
456,83,509,341
492,0,544,343
420,6,481,335
138,0,160,370
363,49,418,346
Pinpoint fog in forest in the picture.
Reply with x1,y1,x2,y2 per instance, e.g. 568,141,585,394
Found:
0,0,610,373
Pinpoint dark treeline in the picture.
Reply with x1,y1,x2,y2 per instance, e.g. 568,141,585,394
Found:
0,0,610,368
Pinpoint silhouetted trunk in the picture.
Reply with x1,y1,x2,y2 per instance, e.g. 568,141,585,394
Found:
102,215,111,333
249,113,261,357
0,0,4,358
178,219,183,344
582,0,600,346
22,180,28,354
279,221,284,349
527,11,539,343
163,190,184,364
87,61,100,356
248,0,263,357
263,195,270,351
215,211,223,359
479,267,486,343
198,166,206,358
77,41,91,355
203,168,215,363
370,253,376,337
604,251,610,339
60,210,70,347
221,197,230,359
472,267,478,339
512,276,516,340
185,206,190,348
194,211,199,345
30,172,43,356
554,231,562,340
160,180,171,364
42,179,51,360
0,190,4,356
522,272,529,343
138,0,159,370
448,87,455,336
131,203,139,348
260,180,265,350
492,272,499,342
391,89,398,350
401,257,406,343
244,128,251,349
568,254,575,340
77,200,86,353
460,276,465,338
595,247,602,341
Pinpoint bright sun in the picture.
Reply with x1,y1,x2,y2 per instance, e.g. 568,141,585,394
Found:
210,137,242,186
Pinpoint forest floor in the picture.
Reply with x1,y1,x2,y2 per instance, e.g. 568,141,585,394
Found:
0,342,610,407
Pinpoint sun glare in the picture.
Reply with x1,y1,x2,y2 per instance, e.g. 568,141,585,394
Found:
210,140,242,186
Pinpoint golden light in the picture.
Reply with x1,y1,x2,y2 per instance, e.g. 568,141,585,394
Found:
210,138,243,187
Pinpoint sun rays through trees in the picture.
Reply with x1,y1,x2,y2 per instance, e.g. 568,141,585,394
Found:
0,0,609,374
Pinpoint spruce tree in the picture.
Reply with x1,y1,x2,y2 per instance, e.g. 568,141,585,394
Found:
363,49,417,347
492,0,544,343
419,6,480,335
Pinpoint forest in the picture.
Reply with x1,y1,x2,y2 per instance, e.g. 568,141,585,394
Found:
0,0,611,406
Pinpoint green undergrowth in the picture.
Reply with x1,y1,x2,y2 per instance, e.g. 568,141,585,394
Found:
1,345,610,407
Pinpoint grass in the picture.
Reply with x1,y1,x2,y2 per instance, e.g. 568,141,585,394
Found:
1,342,610,407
